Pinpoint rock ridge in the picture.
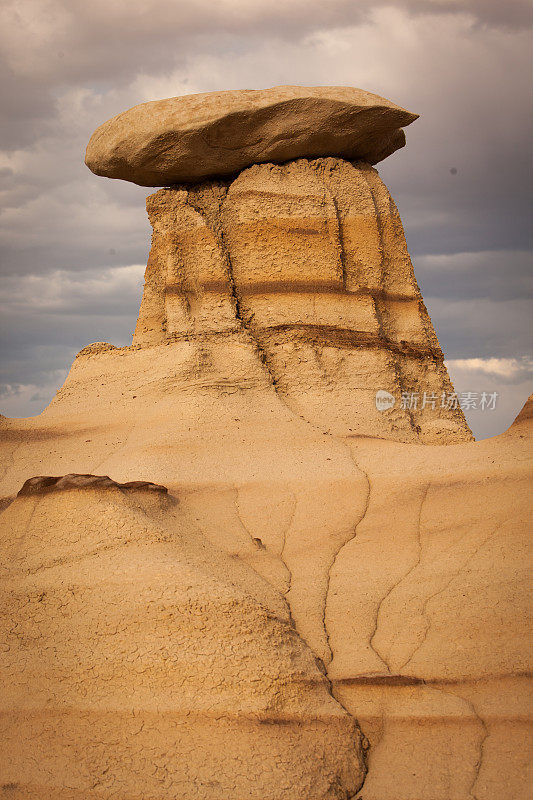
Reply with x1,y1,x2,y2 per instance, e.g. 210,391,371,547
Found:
18,473,168,497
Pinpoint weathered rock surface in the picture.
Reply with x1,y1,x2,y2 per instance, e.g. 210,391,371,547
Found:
0,389,530,798
0,478,366,798
1,97,531,799
18,473,168,496
326,404,533,800
85,85,418,186
134,156,471,443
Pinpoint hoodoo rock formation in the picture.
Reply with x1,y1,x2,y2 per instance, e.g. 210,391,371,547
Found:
1,86,531,800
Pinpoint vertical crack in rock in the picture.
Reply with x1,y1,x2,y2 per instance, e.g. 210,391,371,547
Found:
372,290,418,435
231,484,292,598
318,447,373,793
185,183,291,406
468,699,490,800
325,186,347,290
346,703,386,800
225,254,282,393
323,447,372,666
231,484,255,544
368,482,431,671
229,480,369,792
280,491,297,600
231,482,313,656
427,682,489,800
359,164,418,436
399,521,503,672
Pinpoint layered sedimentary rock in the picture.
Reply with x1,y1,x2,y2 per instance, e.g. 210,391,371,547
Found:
85,85,417,186
326,411,533,800
1,87,531,800
134,156,471,443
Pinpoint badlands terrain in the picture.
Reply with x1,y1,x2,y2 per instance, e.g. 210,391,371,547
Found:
0,86,531,799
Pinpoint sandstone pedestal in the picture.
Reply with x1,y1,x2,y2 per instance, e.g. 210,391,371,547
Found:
0,87,530,800
134,156,471,444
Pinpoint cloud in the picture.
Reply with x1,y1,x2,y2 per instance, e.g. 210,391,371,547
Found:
425,296,532,360
0,1,531,438
2,2,531,84
0,265,144,415
444,356,532,439
446,356,533,379
0,374,68,419
0,264,145,314
414,250,533,301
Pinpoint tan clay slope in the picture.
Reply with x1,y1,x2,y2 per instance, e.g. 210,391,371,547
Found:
0,384,530,800
321,397,533,800
103,395,528,800
85,85,417,185
0,477,366,800
0,329,361,501
121,399,533,800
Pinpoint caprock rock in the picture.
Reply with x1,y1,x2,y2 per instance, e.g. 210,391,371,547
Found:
1,87,531,800
85,85,418,185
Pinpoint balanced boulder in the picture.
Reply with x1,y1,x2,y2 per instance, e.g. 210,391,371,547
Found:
85,85,418,186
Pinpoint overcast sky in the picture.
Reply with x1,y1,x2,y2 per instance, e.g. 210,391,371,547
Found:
1,0,532,438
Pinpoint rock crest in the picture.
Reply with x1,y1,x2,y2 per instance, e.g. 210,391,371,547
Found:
17,473,168,496
85,85,418,186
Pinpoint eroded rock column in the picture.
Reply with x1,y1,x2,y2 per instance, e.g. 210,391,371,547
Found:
134,157,471,444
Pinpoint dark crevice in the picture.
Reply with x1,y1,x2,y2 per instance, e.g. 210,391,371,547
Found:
184,183,286,397
367,482,430,672
323,457,371,667
360,166,419,436
399,521,503,672
261,324,443,362
279,491,297,602
328,189,348,290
